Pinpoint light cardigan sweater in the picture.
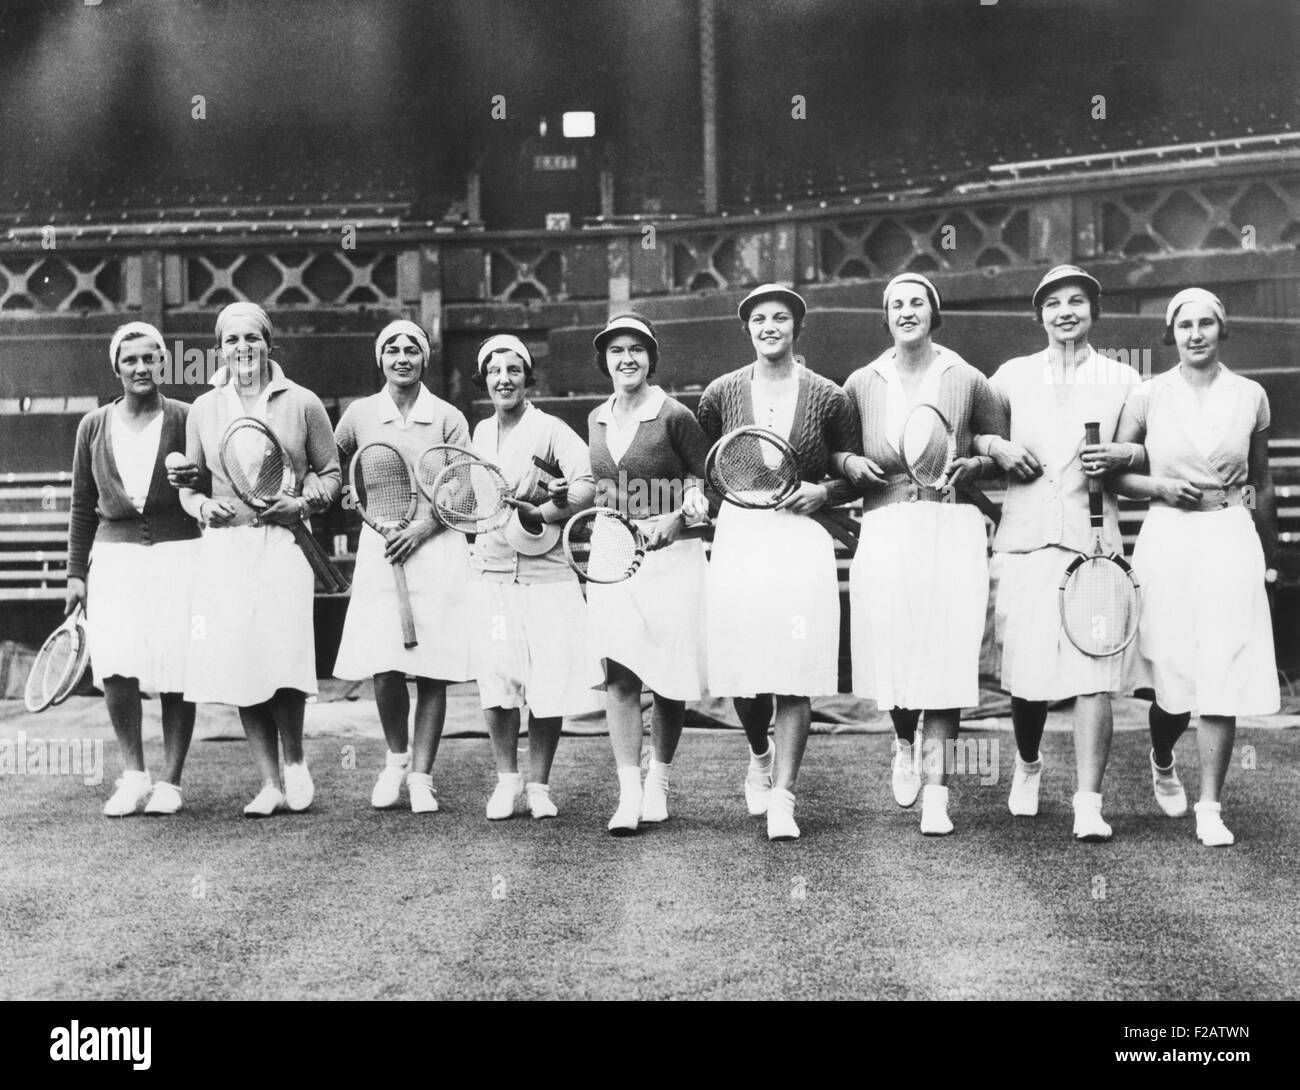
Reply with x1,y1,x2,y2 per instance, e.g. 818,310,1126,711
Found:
842,345,1005,512
696,362,862,507
985,347,1141,554
179,361,341,525
67,397,201,580
587,388,712,517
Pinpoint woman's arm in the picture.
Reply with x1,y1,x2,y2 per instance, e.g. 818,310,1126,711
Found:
302,397,342,510
65,415,99,608
1248,425,1278,572
538,419,595,522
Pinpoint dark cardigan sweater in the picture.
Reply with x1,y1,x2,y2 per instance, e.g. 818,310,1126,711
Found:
67,397,201,580
696,363,862,506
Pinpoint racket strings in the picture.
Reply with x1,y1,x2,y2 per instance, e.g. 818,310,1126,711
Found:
434,461,508,530
355,449,413,525
567,512,641,581
26,630,75,709
225,425,286,500
1062,558,1139,655
713,433,797,505
902,410,954,488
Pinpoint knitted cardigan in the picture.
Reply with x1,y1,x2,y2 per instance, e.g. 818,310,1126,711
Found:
696,363,862,506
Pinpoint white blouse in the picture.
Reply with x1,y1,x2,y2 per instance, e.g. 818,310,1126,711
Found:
111,410,163,514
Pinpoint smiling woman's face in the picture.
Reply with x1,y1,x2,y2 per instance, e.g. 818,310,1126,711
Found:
115,335,163,396
1173,301,1221,369
1040,284,1093,347
484,349,529,412
604,333,652,392
380,334,425,388
887,286,933,346
220,315,270,381
747,299,796,360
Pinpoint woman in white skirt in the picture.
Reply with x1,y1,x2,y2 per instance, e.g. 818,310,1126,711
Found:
334,320,473,814
585,313,712,835
1111,288,1278,847
973,265,1145,841
66,322,201,816
468,334,602,821
697,284,860,841
177,302,340,817
841,274,1006,835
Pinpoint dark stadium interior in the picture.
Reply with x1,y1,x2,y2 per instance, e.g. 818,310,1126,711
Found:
1,0,1298,671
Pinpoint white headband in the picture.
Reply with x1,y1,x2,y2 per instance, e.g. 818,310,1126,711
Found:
476,333,533,373
375,319,430,368
1165,287,1226,330
108,321,166,373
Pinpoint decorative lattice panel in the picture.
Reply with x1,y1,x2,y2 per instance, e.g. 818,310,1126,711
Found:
0,255,125,313
180,250,397,309
819,205,1032,281
487,248,565,304
1098,176,1300,257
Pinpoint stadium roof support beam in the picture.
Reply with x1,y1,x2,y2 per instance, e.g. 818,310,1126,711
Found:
700,0,718,215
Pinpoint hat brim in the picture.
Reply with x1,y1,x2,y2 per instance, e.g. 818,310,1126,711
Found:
502,512,562,557
738,287,807,324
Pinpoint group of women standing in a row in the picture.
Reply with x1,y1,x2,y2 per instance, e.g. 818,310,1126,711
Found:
67,266,1278,847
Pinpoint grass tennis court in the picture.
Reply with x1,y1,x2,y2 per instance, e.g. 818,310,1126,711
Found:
1,707,1296,1001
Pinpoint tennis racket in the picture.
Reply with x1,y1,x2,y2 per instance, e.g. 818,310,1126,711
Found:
415,444,513,535
562,508,710,583
1059,421,1142,657
24,606,91,713
705,426,859,550
350,441,419,649
900,402,1000,522
219,417,350,594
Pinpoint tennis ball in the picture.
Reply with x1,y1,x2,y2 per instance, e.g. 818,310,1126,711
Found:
164,452,187,470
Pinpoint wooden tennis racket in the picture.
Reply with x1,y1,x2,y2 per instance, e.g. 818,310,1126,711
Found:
705,426,859,550
415,445,513,535
219,416,350,593
351,441,419,649
900,402,1000,522
562,508,710,583
24,606,91,712
1059,421,1142,657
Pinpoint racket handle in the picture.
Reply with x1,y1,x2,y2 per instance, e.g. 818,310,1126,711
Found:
292,523,350,593
392,562,418,649
1084,421,1104,524
812,510,860,550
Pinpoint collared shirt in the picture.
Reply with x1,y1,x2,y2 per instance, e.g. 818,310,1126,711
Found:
111,409,164,513
1124,363,1269,494
471,402,596,583
180,360,341,525
989,346,1141,554
595,385,668,465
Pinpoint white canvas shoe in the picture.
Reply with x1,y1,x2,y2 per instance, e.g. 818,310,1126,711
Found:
103,770,152,818
920,784,954,836
283,763,314,812
744,746,773,816
891,739,921,808
371,751,410,809
143,781,183,816
1072,791,1113,842
407,772,439,814
1150,751,1188,818
486,772,524,820
766,787,800,841
1008,754,1044,816
1195,801,1235,847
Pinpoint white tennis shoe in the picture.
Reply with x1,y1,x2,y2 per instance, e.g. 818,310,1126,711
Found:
640,761,670,824
283,763,314,812
527,782,558,820
1150,751,1188,818
407,773,439,814
744,745,774,816
243,784,285,818
920,784,954,836
1008,754,1044,816
766,787,799,841
486,772,524,819
103,770,152,818
371,751,410,809
1072,791,1113,842
1195,801,1235,847
144,781,183,816
891,739,921,808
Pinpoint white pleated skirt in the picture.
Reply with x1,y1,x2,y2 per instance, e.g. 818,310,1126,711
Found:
705,505,840,698
86,539,198,693
469,577,604,719
334,523,473,682
586,531,708,701
850,501,988,710
994,546,1130,702
183,526,317,706
1128,505,1278,716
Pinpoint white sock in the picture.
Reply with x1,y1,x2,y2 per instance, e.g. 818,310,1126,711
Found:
750,745,773,769
647,758,671,782
617,767,642,793
1073,790,1103,810
386,750,411,768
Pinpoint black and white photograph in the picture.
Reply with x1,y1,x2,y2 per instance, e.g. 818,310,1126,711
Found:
0,0,1295,1037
